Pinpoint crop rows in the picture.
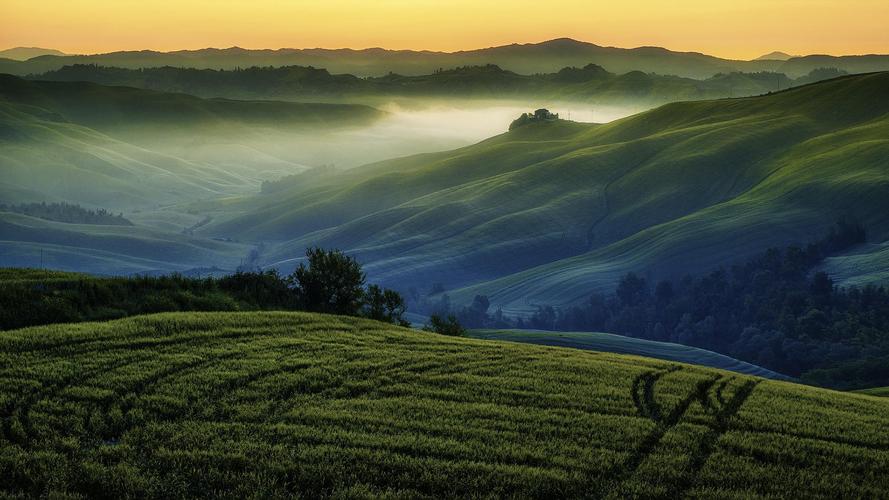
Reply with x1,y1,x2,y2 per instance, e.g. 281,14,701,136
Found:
1,312,888,498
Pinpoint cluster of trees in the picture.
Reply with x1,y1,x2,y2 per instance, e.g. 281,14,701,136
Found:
0,202,132,225
0,248,409,330
522,221,887,388
36,64,850,104
509,108,560,130
437,221,887,389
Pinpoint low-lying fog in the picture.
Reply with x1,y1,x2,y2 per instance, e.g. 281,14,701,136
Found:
56,99,647,219
121,99,646,199
325,101,644,167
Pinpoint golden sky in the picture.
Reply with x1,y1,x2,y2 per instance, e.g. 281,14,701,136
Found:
2,0,887,59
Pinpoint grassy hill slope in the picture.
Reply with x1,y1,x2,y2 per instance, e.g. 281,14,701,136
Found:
208,73,889,312
0,75,385,208
0,312,886,497
0,212,249,275
0,74,383,133
468,329,793,380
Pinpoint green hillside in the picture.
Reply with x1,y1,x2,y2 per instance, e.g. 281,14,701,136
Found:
0,99,280,208
0,212,249,275
0,75,385,208
0,74,383,132
468,330,792,380
0,312,886,497
206,73,889,314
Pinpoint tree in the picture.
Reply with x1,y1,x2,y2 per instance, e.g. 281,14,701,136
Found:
289,247,366,315
617,273,647,307
364,284,410,327
423,314,466,336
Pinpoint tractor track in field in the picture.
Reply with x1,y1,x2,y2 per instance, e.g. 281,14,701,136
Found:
668,378,759,498
2,333,284,445
611,368,761,498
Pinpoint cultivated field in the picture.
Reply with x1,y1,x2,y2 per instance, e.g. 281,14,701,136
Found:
1,312,887,497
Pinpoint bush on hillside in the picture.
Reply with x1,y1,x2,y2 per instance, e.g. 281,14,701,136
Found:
424,314,466,336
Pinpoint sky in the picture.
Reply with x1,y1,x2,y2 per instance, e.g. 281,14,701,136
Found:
2,0,888,59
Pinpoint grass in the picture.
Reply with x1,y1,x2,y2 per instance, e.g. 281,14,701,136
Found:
467,329,793,380
1,311,887,497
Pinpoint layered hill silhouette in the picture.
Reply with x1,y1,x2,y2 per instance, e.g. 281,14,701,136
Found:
2,39,888,78
30,63,839,104
0,47,65,61
202,73,889,313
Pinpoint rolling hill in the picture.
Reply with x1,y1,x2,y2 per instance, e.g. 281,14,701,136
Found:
754,51,796,61
0,47,65,61
0,74,383,133
0,311,886,497
0,38,886,78
468,329,792,380
0,212,250,275
203,73,889,314
0,74,386,208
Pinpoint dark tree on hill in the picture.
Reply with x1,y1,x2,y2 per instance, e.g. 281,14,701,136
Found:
424,314,466,336
289,247,366,315
364,284,410,327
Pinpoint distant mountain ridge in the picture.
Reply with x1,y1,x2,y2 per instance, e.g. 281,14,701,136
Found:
1,38,887,78
755,51,796,61
0,47,66,61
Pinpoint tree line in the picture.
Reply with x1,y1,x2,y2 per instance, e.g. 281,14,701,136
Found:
0,202,132,226
0,248,410,331
435,221,889,389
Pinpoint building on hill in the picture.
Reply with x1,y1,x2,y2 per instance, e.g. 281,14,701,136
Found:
509,108,560,130
533,108,559,120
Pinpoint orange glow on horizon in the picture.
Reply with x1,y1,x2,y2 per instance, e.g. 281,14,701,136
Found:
2,0,888,60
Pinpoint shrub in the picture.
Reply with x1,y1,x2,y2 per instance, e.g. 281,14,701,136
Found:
423,314,466,336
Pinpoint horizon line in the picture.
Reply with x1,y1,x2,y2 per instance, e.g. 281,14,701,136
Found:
3,37,883,62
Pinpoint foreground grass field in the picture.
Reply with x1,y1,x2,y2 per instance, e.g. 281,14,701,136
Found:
1,312,887,497
468,329,792,380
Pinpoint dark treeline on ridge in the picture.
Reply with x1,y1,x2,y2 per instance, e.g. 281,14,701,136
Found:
0,248,409,331
28,63,848,101
0,202,132,226
437,221,889,389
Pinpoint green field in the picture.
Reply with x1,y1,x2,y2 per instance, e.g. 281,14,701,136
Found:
468,330,792,380
1,312,887,497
